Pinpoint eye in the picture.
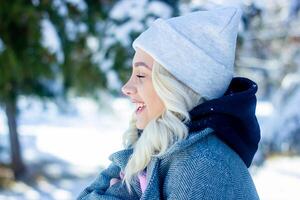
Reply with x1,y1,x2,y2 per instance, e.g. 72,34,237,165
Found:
136,75,145,79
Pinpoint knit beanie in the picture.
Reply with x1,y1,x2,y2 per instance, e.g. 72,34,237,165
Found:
132,6,242,100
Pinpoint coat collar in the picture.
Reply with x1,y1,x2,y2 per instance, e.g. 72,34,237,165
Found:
155,127,214,160
108,128,214,170
108,148,133,171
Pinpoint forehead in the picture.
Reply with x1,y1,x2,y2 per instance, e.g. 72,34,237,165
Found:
133,48,154,70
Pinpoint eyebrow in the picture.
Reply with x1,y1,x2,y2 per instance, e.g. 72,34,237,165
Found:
134,62,151,70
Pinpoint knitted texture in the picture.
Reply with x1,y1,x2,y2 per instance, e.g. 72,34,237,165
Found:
132,6,242,100
77,76,261,199
77,128,259,200
185,77,261,167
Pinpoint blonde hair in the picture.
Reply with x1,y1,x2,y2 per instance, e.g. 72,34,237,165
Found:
121,60,206,192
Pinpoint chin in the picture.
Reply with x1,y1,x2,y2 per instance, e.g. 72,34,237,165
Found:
136,123,145,130
136,121,148,129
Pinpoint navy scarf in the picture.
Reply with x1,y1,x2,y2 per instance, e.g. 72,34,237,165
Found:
137,77,261,168
185,77,261,167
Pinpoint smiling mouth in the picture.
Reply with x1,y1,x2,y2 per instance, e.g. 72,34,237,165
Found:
136,104,146,114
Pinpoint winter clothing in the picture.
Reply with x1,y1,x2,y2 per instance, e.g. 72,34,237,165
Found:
77,77,261,200
132,6,242,100
185,76,261,167
137,170,147,194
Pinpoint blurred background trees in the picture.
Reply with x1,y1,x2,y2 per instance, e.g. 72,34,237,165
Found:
0,0,300,199
0,0,113,177
0,0,180,178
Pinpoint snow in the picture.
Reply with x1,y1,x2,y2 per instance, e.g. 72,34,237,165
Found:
1,0,300,199
15,95,133,168
255,100,274,117
107,0,172,47
65,19,77,41
252,156,300,200
179,0,243,14
1,96,300,199
41,19,60,54
0,95,135,199
52,0,68,17
41,19,64,63
110,0,147,21
86,36,99,53
108,20,144,47
107,70,123,90
258,86,300,148
147,1,173,19
110,0,171,21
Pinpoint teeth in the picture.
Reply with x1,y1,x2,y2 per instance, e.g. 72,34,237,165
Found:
136,103,145,110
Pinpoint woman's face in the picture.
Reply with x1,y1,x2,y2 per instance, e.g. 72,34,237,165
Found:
121,48,165,129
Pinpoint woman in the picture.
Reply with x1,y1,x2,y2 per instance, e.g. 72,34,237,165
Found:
78,6,261,200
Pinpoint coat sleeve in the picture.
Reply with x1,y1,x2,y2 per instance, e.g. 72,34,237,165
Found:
164,155,234,200
77,162,140,200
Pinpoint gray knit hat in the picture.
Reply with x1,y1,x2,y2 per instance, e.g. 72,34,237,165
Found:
132,6,242,100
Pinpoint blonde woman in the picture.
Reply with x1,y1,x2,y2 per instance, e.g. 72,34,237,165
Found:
78,6,260,200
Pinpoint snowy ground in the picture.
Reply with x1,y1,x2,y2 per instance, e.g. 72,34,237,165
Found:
0,96,299,200
0,96,131,200
252,156,300,200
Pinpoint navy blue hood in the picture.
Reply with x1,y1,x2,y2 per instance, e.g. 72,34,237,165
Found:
185,77,261,167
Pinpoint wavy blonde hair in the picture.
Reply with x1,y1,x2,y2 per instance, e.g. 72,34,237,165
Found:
121,60,206,193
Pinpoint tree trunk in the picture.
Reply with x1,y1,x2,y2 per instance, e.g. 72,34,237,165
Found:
5,99,25,178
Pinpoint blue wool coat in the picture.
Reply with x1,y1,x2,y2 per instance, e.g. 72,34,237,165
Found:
77,128,259,200
77,77,260,199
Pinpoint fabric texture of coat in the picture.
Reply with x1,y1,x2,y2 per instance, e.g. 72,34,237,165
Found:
77,77,261,200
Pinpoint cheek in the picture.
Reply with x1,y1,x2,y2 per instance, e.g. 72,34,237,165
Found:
144,86,164,111
137,78,163,107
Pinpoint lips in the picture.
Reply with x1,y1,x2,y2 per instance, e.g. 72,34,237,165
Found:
136,102,145,110
136,104,146,114
131,99,146,114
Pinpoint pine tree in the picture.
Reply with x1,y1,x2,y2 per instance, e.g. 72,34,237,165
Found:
0,0,113,178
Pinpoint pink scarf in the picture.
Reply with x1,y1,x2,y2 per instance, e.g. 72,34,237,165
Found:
119,170,147,194
137,170,147,193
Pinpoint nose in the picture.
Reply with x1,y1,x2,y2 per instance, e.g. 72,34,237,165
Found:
121,81,136,97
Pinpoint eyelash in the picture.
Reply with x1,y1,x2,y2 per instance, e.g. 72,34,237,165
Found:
136,75,145,79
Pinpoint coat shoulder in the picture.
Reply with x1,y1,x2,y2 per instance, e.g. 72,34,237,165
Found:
160,130,260,200
164,129,251,172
